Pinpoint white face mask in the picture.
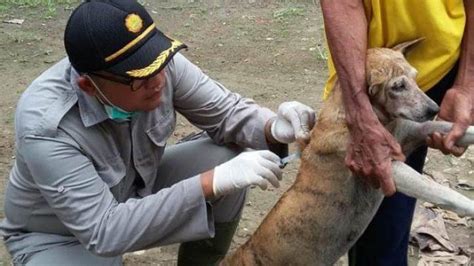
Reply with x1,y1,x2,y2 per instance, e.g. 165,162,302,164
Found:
85,75,137,121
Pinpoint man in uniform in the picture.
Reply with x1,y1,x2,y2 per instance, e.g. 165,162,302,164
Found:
0,1,316,265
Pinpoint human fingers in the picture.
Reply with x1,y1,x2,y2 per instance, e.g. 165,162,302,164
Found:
257,150,282,163
364,168,383,191
259,157,283,181
296,111,311,140
255,150,282,184
390,142,406,162
432,132,465,156
345,151,361,174
282,107,307,140
253,176,269,190
294,104,316,140
349,162,380,190
450,145,467,157
255,166,280,188
376,160,396,196
429,132,451,155
346,146,392,192
279,102,315,141
426,135,433,148
345,153,374,189
444,119,469,147
380,177,396,196
381,130,405,162
444,122,469,156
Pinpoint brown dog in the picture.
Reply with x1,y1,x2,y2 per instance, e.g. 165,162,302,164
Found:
220,40,474,265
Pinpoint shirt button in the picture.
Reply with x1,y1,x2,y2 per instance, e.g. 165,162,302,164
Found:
57,186,65,193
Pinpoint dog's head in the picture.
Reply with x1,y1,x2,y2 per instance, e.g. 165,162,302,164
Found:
366,39,439,124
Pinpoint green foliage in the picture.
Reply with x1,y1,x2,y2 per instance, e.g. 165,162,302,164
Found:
313,45,328,61
273,6,306,21
1,0,76,7
0,0,79,18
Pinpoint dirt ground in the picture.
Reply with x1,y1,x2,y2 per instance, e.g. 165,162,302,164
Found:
0,1,472,265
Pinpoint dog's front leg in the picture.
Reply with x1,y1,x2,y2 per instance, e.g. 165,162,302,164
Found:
418,120,474,147
392,161,474,217
389,119,474,154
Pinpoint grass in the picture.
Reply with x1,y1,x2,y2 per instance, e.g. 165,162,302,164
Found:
313,44,328,61
3,29,42,45
0,0,78,18
273,6,306,21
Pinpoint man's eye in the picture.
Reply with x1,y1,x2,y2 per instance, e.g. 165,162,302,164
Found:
134,80,145,87
131,79,146,90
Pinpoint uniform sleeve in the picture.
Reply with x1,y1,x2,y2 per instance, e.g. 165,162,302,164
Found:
169,53,276,150
21,134,214,257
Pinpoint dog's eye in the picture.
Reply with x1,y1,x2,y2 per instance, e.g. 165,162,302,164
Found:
392,81,406,92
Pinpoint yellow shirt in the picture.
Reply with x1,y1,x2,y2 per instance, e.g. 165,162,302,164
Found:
323,0,466,100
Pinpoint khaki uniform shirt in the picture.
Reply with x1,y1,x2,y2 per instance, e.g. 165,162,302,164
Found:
0,53,275,257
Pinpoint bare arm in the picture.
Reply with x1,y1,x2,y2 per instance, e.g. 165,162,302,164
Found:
201,170,215,199
320,0,370,115
320,0,404,196
428,0,474,155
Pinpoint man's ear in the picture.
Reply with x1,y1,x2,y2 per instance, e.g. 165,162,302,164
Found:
77,75,96,97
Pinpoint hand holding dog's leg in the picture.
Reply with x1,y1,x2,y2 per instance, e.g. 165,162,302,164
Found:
428,3,474,156
427,86,474,156
391,119,474,150
321,0,404,196
346,115,406,196
420,121,474,147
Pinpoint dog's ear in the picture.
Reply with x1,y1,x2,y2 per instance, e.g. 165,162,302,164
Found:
367,69,385,96
392,37,425,55
368,84,379,97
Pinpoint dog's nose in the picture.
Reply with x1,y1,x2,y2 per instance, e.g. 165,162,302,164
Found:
426,103,440,119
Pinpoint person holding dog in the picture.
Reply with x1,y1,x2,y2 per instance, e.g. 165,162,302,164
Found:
0,1,316,265
320,0,473,265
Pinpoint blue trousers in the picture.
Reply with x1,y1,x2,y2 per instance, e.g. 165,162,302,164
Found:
348,63,458,266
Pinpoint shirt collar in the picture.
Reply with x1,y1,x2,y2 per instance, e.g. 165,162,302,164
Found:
70,68,109,127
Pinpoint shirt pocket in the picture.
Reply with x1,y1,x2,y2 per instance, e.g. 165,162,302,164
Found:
95,153,127,188
146,112,176,147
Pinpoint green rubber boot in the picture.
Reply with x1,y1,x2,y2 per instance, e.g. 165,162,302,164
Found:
177,220,240,266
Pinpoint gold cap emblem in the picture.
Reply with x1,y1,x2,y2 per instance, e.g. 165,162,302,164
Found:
125,13,143,33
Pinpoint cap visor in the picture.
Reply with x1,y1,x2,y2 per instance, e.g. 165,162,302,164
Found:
107,30,187,79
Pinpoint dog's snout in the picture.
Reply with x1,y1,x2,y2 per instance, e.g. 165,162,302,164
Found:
427,105,439,119
425,99,439,119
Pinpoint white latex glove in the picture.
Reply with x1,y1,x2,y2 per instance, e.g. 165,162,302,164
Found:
213,150,282,197
271,101,316,143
